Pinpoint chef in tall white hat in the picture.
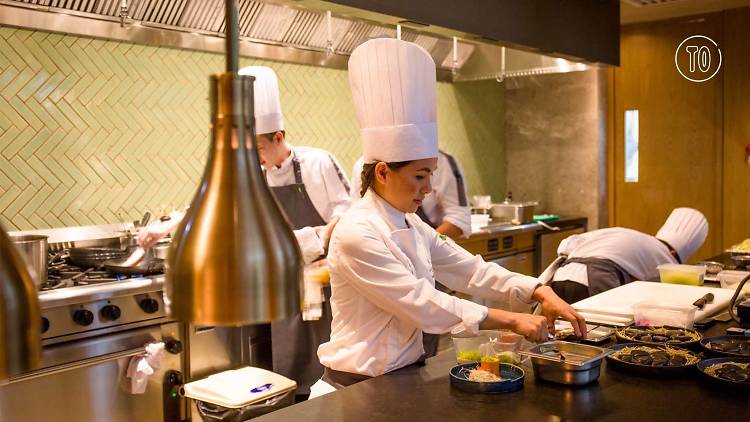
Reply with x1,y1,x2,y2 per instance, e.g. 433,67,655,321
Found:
540,207,708,303
309,38,585,398
237,65,352,400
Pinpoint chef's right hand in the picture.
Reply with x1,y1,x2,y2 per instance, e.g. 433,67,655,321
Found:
510,313,549,343
315,216,340,249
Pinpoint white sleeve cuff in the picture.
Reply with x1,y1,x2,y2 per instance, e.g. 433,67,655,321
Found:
450,300,488,336
294,226,325,264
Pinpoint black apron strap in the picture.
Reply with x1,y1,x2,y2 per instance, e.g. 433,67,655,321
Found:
328,154,350,194
441,151,468,207
415,206,438,228
558,257,634,297
292,156,304,185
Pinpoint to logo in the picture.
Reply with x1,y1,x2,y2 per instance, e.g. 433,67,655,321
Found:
675,35,722,82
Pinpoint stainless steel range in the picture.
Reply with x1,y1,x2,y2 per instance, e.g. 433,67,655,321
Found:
0,225,188,422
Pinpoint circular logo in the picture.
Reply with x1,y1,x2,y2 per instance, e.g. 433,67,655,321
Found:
674,35,722,83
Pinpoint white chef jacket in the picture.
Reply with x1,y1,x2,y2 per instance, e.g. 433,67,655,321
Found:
349,151,471,236
318,190,540,377
552,227,678,286
265,145,352,222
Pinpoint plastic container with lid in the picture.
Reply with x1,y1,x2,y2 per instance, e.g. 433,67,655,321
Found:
452,330,499,364
717,270,750,295
657,264,706,286
632,301,697,329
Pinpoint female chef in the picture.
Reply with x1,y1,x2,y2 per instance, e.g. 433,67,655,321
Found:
309,38,585,397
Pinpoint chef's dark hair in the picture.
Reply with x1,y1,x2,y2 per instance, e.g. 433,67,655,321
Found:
360,160,412,197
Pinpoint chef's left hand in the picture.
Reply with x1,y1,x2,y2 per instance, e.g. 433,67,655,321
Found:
532,285,587,338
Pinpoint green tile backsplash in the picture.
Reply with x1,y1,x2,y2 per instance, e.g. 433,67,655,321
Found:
0,27,505,230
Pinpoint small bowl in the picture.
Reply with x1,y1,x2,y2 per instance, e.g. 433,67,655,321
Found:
449,362,525,394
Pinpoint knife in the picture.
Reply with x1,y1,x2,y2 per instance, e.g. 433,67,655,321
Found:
692,293,714,310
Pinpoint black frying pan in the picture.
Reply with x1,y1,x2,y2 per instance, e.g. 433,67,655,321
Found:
103,248,164,276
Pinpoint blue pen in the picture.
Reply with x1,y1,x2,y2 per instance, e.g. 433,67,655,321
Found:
250,383,273,393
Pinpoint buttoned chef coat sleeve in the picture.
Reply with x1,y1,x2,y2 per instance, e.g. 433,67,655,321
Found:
316,152,352,219
294,227,324,264
434,153,471,236
332,224,489,335
428,225,540,312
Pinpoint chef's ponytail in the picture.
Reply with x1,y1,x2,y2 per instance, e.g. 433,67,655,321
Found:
360,160,412,197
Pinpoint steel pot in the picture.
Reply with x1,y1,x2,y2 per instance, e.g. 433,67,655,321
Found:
68,247,128,269
10,234,48,290
490,202,538,225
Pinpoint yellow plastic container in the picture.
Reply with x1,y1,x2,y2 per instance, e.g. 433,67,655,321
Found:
657,264,705,286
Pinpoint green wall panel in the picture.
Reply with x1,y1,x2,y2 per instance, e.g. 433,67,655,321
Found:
0,27,504,230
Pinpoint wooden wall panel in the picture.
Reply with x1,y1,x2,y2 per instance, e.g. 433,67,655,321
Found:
723,8,750,248
613,15,724,261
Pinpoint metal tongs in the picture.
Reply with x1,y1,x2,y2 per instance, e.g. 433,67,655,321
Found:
518,348,588,366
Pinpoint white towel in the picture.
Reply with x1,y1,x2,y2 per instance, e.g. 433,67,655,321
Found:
125,342,165,394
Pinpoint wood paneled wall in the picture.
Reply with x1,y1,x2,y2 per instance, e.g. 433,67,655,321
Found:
723,7,750,248
611,6,750,260
612,14,724,261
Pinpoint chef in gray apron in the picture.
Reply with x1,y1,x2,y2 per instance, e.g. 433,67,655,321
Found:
537,208,708,303
239,66,352,400
350,150,471,358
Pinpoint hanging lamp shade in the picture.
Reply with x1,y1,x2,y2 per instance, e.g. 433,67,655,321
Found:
0,225,41,382
166,1,303,326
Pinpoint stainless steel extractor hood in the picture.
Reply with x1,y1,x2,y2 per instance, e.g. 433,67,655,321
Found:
0,0,594,81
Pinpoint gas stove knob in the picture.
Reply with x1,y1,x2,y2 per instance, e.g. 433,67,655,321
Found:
41,317,49,333
139,298,159,314
73,309,94,326
100,304,121,321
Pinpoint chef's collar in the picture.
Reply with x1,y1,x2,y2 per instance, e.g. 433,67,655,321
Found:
364,189,408,230
265,144,295,173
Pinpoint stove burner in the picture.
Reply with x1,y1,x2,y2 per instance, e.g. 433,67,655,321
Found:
42,253,156,291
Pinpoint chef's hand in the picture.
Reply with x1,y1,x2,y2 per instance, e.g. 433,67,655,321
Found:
315,216,340,249
480,309,549,343
510,313,549,343
532,285,587,338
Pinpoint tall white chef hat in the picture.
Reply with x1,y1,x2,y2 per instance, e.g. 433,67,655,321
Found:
238,66,284,135
348,38,438,163
655,208,708,262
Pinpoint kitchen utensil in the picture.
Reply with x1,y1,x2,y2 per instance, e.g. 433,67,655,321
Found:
523,341,611,385
449,362,525,394
490,201,537,225
700,261,725,275
693,293,715,309
700,335,750,358
606,343,700,376
68,247,129,268
697,357,750,390
103,248,164,276
10,234,48,290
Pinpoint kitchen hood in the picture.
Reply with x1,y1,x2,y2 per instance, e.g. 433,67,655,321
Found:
1,0,595,81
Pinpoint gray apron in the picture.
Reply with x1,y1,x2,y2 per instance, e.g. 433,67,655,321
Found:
550,257,634,304
415,151,468,359
269,156,333,396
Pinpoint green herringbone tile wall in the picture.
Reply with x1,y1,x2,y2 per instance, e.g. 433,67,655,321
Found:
0,27,505,230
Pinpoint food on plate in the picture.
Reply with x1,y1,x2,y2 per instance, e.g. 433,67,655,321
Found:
704,362,750,383
617,326,700,345
706,337,750,356
609,345,699,367
466,368,504,382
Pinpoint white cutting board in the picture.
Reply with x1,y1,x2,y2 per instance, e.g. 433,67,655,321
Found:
572,281,734,326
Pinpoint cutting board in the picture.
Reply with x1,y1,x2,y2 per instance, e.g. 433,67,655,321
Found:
571,281,734,326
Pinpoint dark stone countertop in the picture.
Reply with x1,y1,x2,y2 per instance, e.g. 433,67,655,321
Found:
256,322,749,422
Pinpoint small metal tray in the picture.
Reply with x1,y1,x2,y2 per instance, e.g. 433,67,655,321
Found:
449,363,525,394
521,341,611,386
